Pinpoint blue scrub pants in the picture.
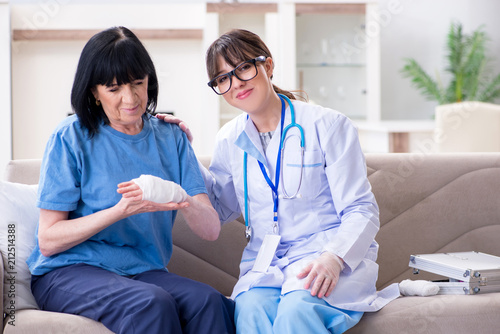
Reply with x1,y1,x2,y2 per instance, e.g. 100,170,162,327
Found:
234,287,363,334
31,263,235,334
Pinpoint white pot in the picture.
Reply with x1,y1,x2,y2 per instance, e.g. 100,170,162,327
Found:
434,101,500,152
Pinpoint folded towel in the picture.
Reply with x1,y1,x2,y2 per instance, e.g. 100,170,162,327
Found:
399,279,439,296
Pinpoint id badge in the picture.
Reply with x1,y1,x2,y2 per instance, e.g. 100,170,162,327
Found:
252,234,281,273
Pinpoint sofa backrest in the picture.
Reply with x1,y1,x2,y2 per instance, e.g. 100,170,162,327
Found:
366,153,500,288
5,153,500,294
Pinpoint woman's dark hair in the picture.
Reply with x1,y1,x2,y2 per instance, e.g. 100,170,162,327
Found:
206,29,296,100
71,26,158,137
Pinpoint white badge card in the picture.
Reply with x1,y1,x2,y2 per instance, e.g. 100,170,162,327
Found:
252,234,281,273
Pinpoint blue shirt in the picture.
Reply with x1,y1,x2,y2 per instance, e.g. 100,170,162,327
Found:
27,115,206,276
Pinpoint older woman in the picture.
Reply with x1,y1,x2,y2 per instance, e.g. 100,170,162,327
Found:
27,26,235,334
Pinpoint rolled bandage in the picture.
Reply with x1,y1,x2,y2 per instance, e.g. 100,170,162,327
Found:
132,175,188,204
399,279,439,297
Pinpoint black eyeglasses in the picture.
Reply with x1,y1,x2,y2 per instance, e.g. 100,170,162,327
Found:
207,56,266,95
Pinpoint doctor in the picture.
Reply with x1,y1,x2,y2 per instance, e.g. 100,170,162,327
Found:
162,29,399,334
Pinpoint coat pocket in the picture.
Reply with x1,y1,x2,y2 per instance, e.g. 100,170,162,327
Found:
281,149,324,199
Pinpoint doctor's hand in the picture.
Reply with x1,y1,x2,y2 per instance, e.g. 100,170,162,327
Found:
297,252,344,299
156,113,193,143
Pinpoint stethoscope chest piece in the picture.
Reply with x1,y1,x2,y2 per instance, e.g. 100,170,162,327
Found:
245,226,252,241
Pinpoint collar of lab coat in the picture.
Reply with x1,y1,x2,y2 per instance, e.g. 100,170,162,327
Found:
234,105,292,169
235,116,268,167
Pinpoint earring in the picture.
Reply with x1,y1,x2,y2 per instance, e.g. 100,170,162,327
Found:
96,100,101,106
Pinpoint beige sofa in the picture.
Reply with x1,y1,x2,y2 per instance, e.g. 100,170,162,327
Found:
2,153,500,333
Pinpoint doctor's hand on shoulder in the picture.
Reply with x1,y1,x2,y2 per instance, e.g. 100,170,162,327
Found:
156,114,193,143
297,252,345,299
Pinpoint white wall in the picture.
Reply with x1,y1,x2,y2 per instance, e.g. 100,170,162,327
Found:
0,1,12,179
10,3,209,159
8,0,500,161
379,0,500,120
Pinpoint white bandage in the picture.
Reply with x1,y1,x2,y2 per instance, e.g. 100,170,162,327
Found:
399,279,439,297
132,175,188,204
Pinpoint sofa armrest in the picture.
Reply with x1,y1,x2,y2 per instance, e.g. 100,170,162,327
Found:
1,251,4,325
4,159,42,184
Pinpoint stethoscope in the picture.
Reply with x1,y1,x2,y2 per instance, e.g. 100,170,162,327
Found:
243,94,305,241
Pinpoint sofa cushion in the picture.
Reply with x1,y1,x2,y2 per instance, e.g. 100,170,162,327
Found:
347,292,500,334
0,181,40,314
3,309,113,334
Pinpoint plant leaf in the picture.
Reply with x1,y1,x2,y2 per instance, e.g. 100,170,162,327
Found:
461,28,487,100
445,22,463,75
477,73,500,102
401,58,444,103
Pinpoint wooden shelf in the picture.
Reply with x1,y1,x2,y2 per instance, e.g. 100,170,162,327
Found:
207,2,277,14
12,28,203,41
297,63,366,68
207,2,363,15
295,3,365,15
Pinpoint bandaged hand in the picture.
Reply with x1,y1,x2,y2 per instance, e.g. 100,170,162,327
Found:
132,174,188,204
297,252,345,299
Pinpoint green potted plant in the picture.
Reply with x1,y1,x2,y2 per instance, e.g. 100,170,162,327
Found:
401,21,500,104
401,21,500,152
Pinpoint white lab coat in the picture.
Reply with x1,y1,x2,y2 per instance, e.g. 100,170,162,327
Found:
202,99,400,312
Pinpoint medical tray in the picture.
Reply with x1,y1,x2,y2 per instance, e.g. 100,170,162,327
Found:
409,251,500,295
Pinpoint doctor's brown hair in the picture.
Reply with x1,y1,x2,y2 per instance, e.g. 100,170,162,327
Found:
206,29,296,100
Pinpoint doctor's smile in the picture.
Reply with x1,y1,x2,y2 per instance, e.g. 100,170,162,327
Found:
237,89,253,100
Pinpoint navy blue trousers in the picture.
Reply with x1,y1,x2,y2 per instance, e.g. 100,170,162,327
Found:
31,264,235,334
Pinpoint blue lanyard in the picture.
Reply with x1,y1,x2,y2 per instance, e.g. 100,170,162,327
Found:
244,95,287,236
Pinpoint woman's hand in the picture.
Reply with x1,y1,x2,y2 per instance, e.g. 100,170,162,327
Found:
297,252,344,299
37,181,189,257
156,113,193,143
117,180,219,240
117,181,189,217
